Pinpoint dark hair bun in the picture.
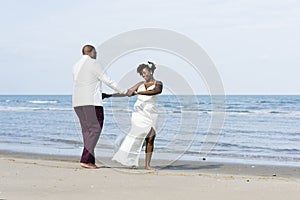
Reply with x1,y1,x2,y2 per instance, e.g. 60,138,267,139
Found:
137,61,156,75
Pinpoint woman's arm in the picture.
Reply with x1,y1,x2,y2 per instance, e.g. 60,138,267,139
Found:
129,81,144,93
111,93,128,97
103,92,129,98
108,81,144,97
137,81,163,96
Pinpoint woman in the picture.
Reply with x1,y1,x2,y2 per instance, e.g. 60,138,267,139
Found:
108,61,163,170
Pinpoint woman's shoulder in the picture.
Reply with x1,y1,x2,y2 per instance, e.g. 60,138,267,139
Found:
155,80,163,85
133,81,144,89
136,81,145,86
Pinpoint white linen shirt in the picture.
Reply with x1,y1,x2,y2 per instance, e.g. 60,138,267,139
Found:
72,55,124,107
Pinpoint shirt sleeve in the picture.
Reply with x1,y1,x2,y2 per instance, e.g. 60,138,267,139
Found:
94,62,126,94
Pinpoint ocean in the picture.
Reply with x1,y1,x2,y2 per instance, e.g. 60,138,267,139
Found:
0,95,299,167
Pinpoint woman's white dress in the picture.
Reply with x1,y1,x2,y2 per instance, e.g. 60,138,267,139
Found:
112,83,158,167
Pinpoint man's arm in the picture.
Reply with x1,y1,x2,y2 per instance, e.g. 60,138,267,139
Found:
94,62,127,94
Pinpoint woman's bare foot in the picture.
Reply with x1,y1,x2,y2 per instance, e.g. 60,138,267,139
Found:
80,163,97,169
145,166,155,170
131,165,138,169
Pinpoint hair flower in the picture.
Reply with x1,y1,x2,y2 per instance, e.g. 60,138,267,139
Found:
147,62,153,68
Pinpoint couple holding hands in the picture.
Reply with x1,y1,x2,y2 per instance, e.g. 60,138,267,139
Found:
73,45,163,170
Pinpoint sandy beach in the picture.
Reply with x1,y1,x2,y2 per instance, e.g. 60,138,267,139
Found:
0,152,299,200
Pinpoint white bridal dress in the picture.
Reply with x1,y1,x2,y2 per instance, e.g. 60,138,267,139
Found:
112,83,158,167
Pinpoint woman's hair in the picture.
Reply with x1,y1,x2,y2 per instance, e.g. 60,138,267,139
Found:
137,61,156,75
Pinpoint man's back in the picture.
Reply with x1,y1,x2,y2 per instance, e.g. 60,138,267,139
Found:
72,55,103,107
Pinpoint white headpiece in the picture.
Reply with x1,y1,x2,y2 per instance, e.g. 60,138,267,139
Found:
147,62,153,69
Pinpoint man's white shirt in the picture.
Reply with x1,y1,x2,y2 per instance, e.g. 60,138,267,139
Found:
72,55,125,107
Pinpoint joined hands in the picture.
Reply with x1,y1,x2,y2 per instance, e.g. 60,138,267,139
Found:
102,89,136,99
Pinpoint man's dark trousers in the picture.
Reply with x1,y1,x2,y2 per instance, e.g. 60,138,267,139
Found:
74,105,104,164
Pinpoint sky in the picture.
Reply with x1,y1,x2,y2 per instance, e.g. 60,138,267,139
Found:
0,0,299,95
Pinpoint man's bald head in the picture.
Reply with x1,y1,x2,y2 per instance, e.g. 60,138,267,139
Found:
82,45,95,55
82,45,97,59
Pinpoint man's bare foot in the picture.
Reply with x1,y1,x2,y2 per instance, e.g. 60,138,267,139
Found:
131,165,138,169
145,166,155,170
80,163,97,169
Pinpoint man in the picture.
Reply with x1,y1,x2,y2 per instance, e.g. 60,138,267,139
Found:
73,44,129,169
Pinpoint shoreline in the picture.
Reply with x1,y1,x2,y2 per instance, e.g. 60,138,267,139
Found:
1,151,299,179
1,151,299,200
